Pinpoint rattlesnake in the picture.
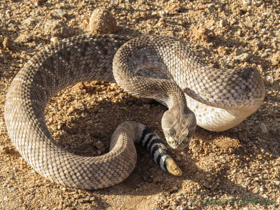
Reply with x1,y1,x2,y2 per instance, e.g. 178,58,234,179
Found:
4,34,265,190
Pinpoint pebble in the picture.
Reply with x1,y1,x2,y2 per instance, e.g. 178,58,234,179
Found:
3,37,14,50
254,1,263,6
208,3,215,8
127,101,134,106
176,195,182,200
0,146,10,154
187,201,193,206
175,156,182,162
176,206,186,210
50,37,60,43
44,20,73,38
16,34,29,43
235,48,245,56
234,53,250,62
274,181,280,185
67,106,75,114
219,19,227,27
261,52,268,58
152,176,162,183
265,75,274,85
34,0,45,5
207,177,212,182
22,17,37,27
259,123,268,134
168,186,179,193
87,8,118,34
271,51,280,65
54,9,67,18
243,0,251,5
155,207,161,210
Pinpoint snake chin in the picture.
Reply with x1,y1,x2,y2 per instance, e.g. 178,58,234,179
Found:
162,108,197,150
164,127,195,150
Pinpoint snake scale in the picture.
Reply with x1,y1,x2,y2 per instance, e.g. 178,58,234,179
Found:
4,34,265,190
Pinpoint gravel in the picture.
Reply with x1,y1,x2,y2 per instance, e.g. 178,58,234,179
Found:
0,0,279,209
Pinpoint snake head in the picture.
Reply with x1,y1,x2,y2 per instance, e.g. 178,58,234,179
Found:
162,106,196,150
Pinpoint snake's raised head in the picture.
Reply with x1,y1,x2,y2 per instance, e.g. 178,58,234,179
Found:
162,105,196,150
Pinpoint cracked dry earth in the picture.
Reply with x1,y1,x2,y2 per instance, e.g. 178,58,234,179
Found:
0,0,280,210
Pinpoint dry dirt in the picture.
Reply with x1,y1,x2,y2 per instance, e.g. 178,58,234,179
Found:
0,0,280,210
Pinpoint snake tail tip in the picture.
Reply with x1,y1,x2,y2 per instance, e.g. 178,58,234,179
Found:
166,157,182,176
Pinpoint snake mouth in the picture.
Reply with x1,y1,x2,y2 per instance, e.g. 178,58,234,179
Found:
166,136,189,150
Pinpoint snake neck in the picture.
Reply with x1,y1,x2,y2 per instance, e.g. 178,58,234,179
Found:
166,83,190,113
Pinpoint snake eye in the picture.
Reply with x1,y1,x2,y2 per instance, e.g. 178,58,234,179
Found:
168,128,176,136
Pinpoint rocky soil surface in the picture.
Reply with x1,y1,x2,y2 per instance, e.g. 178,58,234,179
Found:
0,0,280,210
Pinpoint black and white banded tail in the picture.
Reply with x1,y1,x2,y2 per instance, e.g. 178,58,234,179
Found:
137,126,182,176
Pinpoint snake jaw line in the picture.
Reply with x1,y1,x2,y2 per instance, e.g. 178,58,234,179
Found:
166,157,182,176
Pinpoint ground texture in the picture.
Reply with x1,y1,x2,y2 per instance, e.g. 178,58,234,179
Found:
0,0,280,209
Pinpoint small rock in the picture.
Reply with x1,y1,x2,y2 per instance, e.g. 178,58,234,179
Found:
155,207,161,210
22,17,37,27
44,20,73,38
187,201,193,206
234,53,250,62
65,125,78,134
87,8,118,34
235,48,245,56
254,1,263,6
74,82,86,90
57,122,65,130
16,34,29,43
175,156,182,162
208,3,215,8
3,37,14,50
127,101,134,106
265,75,274,85
152,176,162,183
207,177,212,182
54,9,67,18
34,0,45,4
265,48,271,52
168,186,179,193
259,123,268,134
261,52,268,58
75,102,85,111
159,10,166,17
51,37,60,43
271,51,280,65
0,146,11,154
274,181,280,185
270,127,278,135
67,106,75,114
190,26,215,43
243,0,251,5
219,19,227,27
176,206,186,210
276,72,280,80
238,131,248,141
176,195,182,200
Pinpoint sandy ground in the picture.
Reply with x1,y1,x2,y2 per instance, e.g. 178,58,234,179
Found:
0,0,280,209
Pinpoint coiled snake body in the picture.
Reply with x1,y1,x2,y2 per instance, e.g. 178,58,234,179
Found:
4,35,265,190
